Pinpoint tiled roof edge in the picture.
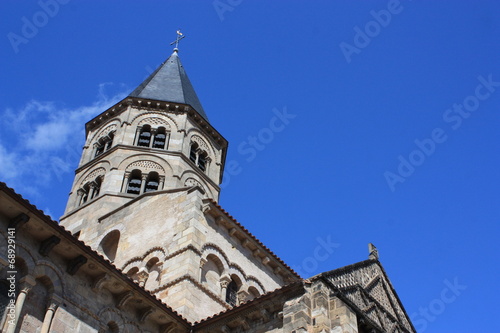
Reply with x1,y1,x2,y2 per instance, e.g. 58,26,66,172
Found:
0,181,192,327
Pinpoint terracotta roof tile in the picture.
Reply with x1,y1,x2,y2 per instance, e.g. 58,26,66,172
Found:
206,199,301,279
0,181,191,326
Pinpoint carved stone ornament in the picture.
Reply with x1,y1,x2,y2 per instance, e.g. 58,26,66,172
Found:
126,160,165,173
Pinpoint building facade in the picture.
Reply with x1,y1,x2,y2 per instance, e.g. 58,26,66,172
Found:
0,47,416,332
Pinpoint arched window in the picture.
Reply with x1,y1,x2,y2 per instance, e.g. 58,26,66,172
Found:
152,127,167,149
99,230,120,262
79,176,104,206
146,257,160,270
189,142,209,173
248,286,261,301
189,142,198,163
105,132,114,150
137,125,152,147
95,142,105,157
126,267,139,279
145,172,159,192
81,183,91,204
91,176,102,199
200,255,224,296
106,322,119,333
127,170,142,194
198,152,207,172
226,279,238,306
94,131,115,158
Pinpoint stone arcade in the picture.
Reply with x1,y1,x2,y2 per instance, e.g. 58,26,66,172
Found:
0,46,416,332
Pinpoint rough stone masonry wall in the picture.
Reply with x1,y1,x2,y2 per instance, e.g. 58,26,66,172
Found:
94,187,287,323
0,216,167,333
282,281,359,333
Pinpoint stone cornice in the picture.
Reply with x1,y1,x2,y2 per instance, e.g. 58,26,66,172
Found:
194,281,304,329
151,274,231,309
85,97,227,149
121,245,202,272
74,144,221,193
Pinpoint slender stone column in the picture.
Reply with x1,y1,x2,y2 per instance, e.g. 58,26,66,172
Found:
199,258,207,281
5,275,36,333
140,174,148,194
165,133,170,150
121,173,130,193
237,290,249,306
220,275,231,300
133,127,141,146
89,183,97,199
40,295,62,333
195,148,200,165
159,176,165,190
206,157,212,176
76,189,85,207
150,129,156,148
92,143,99,158
105,134,113,150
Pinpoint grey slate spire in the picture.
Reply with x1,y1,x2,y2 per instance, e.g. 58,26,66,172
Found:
129,50,209,121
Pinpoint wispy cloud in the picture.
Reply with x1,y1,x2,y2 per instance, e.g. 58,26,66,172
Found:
0,83,127,197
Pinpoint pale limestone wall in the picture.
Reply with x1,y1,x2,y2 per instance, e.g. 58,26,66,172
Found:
0,215,165,333
196,281,360,333
60,193,132,235
50,307,100,333
282,281,359,333
78,188,288,323
202,213,286,288
162,279,228,324
94,190,196,265
63,103,225,225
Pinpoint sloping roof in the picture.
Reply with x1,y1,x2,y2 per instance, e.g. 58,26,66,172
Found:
316,259,417,333
193,281,305,327
203,198,302,280
0,182,191,328
129,50,209,121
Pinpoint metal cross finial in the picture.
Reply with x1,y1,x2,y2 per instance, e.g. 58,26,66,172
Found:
170,30,185,51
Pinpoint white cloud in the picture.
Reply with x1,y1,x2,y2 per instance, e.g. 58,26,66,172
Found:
0,144,19,180
0,84,128,194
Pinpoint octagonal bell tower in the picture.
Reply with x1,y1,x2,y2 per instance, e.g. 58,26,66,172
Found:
57,42,299,323
60,48,228,234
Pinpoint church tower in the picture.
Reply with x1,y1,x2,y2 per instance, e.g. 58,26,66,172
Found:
62,47,226,220
59,44,299,322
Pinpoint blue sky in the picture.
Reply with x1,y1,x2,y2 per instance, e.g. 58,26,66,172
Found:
1,1,499,331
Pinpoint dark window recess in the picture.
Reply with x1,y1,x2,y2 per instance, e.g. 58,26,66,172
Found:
91,177,102,199
81,183,90,204
145,173,159,192
95,132,114,157
95,145,104,157
138,126,152,147
152,134,166,149
226,280,238,306
190,143,198,162
127,176,142,195
153,127,167,149
198,153,207,172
